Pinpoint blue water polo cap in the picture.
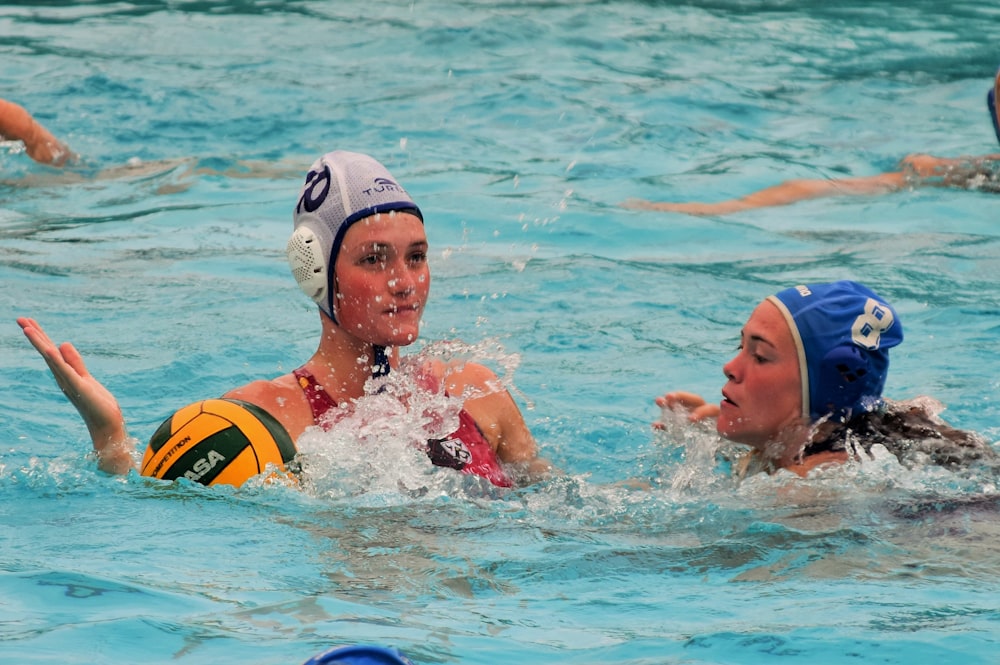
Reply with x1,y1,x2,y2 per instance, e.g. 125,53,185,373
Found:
302,645,416,665
989,65,1000,146
767,281,903,422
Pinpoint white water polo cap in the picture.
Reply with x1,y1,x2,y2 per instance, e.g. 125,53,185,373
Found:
287,151,423,322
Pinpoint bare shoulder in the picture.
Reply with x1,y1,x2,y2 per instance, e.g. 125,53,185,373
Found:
788,450,850,477
446,360,499,392
223,374,313,441
418,356,546,472
418,358,501,398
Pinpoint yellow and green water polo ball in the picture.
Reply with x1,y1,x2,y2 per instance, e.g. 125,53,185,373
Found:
141,398,297,487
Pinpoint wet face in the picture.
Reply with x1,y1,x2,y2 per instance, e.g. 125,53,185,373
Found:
333,212,430,348
718,300,806,452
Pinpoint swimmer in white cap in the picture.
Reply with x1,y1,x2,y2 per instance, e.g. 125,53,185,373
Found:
18,151,552,487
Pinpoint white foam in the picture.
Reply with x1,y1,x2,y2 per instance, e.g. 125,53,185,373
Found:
294,341,521,502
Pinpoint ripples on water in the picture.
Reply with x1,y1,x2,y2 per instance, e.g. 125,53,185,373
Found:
3,1,1000,663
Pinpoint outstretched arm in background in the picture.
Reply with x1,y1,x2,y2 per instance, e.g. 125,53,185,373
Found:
901,152,1000,183
17,318,135,474
624,172,907,216
0,99,74,166
623,153,999,216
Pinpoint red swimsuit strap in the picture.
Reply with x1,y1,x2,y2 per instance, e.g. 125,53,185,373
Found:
292,367,338,427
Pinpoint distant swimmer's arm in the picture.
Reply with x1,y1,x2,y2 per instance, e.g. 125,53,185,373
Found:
16,317,135,474
621,197,758,216
622,171,909,217
0,99,74,167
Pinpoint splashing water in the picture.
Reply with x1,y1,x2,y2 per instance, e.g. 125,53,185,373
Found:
294,341,522,502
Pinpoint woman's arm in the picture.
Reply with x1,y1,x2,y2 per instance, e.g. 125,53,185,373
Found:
623,172,908,216
443,361,553,479
0,99,74,166
16,317,135,474
623,152,1000,217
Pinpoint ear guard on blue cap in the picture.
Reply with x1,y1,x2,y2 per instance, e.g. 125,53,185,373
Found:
814,343,890,421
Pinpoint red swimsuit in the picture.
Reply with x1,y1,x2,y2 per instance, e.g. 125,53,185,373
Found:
293,367,512,488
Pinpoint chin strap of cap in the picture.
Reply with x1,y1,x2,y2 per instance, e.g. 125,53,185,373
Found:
372,345,391,379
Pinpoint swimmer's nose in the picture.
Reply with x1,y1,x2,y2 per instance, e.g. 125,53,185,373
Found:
387,268,417,295
722,354,740,381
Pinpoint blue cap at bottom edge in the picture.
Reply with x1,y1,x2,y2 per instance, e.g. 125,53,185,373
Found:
303,645,415,665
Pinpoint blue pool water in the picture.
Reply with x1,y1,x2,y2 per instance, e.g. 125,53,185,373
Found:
2,2,1000,663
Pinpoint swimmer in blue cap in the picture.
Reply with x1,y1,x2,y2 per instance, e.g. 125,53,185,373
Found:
625,67,1000,216
658,281,991,477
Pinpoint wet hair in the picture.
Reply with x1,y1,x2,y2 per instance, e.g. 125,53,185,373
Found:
930,158,1000,194
803,400,994,470
956,163,1000,193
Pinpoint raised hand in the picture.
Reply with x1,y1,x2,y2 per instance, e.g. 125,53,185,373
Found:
653,390,720,429
16,317,134,474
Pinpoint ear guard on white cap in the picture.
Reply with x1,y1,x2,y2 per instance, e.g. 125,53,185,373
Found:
287,224,329,306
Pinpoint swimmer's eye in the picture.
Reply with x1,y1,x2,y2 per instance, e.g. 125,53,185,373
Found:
408,251,427,265
737,344,768,364
358,251,390,266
